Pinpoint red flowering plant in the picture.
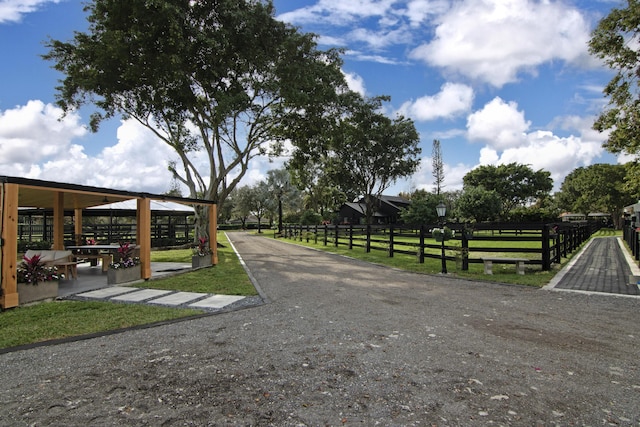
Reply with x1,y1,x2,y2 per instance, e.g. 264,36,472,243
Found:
17,254,60,285
109,242,140,269
192,237,211,257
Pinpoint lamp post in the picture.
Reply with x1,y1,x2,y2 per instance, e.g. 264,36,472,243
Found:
436,202,447,274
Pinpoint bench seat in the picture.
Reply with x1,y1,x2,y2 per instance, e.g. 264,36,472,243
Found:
482,257,528,275
24,249,80,279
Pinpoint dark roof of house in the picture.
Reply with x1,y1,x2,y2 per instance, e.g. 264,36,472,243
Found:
341,202,387,218
379,195,410,204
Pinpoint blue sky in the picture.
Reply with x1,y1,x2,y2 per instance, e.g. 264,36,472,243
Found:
0,0,624,198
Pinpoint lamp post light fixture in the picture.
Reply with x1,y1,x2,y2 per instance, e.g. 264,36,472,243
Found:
436,202,447,274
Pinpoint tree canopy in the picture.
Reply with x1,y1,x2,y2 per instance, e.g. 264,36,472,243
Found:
289,95,421,224
462,163,553,218
456,186,502,222
589,0,640,156
556,163,631,228
399,190,444,225
43,0,348,237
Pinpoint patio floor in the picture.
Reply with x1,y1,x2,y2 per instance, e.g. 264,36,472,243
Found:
58,261,192,298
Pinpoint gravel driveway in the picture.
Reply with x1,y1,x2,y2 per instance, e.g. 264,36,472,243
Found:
1,232,639,426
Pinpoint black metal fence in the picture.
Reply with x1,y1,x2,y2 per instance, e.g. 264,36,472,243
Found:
623,223,640,261
283,221,598,271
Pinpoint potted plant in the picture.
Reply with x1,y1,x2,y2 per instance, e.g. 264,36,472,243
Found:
16,254,60,304
107,242,141,284
192,237,212,269
432,226,454,242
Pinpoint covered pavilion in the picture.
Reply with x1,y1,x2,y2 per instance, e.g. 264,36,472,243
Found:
1,176,217,309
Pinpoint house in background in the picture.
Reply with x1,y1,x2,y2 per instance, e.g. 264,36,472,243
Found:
337,195,410,224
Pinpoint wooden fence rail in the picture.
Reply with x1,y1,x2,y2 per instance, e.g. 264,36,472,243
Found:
283,222,598,271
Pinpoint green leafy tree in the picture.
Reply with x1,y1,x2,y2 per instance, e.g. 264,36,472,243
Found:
462,163,553,218
299,210,322,225
556,164,631,228
399,191,443,225
589,1,640,156
456,186,502,222
432,139,445,195
290,163,346,220
43,0,347,239
249,183,271,233
325,95,421,224
265,168,301,231
231,186,253,229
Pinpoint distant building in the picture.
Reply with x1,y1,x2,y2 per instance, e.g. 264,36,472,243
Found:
337,195,410,225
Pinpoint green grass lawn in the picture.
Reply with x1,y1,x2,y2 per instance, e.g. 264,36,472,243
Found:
0,232,255,350
1,229,620,350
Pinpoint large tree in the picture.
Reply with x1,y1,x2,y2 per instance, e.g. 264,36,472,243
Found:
589,0,640,157
318,95,421,224
399,190,444,225
556,163,631,228
456,186,502,222
462,163,553,218
432,139,445,195
43,0,347,238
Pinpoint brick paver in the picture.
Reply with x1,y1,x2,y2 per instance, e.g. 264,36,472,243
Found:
553,237,640,296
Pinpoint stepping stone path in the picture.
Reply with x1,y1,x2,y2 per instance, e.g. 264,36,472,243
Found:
73,286,245,312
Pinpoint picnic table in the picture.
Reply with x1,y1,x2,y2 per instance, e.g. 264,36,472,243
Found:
66,245,122,272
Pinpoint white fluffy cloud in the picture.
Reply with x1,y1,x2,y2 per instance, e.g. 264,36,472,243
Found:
410,0,592,87
0,100,86,170
0,100,180,194
277,0,397,26
467,97,530,150
398,82,473,121
343,71,367,95
468,99,606,190
0,0,60,23
478,130,604,190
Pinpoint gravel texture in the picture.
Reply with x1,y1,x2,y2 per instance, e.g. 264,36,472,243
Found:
1,232,639,426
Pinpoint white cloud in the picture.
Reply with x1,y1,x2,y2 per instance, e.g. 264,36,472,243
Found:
345,50,402,64
478,130,603,190
410,0,592,87
343,71,367,95
398,82,473,121
471,110,606,190
404,0,450,27
277,0,397,26
0,100,86,166
347,26,411,50
0,101,180,194
0,0,60,23
467,97,529,149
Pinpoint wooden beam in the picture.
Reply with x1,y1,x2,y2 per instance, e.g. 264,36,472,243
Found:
137,198,151,280
74,208,83,245
209,204,218,265
52,191,64,250
1,183,19,308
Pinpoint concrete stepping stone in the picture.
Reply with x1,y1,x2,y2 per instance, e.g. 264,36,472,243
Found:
77,286,138,299
148,292,208,306
111,289,172,302
189,294,245,309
